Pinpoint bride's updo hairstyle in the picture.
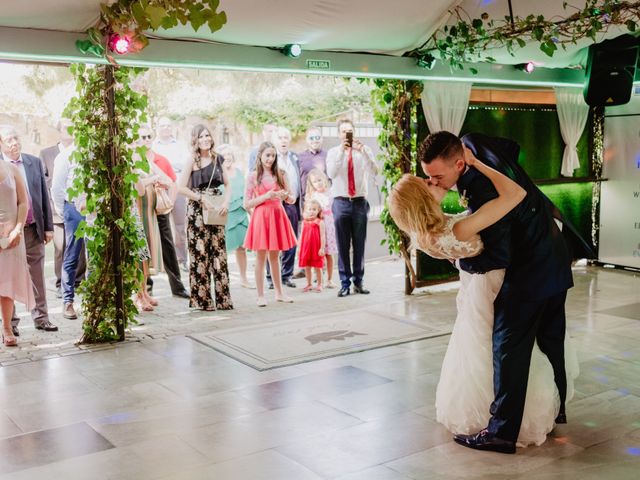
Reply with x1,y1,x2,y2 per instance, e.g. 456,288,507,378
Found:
388,174,446,247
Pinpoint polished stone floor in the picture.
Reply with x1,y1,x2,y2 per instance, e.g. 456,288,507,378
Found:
0,263,639,479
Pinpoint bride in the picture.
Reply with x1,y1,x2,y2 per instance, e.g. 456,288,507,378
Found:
388,151,578,448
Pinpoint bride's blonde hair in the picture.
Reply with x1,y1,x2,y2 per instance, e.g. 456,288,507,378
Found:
388,174,446,248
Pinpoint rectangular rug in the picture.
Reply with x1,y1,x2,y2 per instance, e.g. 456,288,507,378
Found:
188,309,450,370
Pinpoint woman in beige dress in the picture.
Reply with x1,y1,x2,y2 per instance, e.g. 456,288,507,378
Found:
0,160,35,346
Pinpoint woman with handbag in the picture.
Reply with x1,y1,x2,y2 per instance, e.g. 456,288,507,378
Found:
177,124,233,311
138,126,190,300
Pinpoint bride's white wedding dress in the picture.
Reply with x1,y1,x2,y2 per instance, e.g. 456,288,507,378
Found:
418,213,579,447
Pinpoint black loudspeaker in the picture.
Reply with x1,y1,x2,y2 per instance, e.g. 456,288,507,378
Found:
583,34,639,107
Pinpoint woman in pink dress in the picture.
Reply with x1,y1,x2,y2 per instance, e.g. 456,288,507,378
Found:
0,160,35,346
244,142,297,307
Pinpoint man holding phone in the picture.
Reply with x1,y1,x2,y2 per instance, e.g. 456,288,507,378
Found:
326,118,378,297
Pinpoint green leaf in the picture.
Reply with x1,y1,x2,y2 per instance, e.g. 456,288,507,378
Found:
516,38,526,49
189,9,206,31
469,67,478,75
146,5,166,30
626,20,637,32
472,19,483,29
540,40,557,57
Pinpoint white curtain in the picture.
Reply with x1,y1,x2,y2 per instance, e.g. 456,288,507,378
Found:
555,87,590,177
421,81,472,135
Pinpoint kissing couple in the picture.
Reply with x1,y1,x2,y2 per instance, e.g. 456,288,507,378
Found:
389,131,587,453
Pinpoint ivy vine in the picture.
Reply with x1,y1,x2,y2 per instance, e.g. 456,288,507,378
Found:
370,80,423,257
64,64,149,342
413,0,640,72
76,0,227,60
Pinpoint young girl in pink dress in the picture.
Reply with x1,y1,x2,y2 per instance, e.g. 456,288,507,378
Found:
305,169,337,288
243,142,297,307
0,161,35,347
298,199,326,292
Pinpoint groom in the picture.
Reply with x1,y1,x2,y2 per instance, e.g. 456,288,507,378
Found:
420,131,574,454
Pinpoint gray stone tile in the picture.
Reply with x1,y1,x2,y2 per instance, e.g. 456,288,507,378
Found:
153,450,323,480
235,366,392,409
276,411,450,478
178,402,362,464
386,439,583,479
596,302,640,321
0,422,113,474
334,465,415,480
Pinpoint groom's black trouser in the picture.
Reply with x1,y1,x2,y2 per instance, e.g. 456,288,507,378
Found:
488,288,568,442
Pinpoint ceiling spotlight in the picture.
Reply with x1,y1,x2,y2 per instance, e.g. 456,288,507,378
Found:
282,44,302,58
416,53,436,69
108,33,131,55
515,62,535,73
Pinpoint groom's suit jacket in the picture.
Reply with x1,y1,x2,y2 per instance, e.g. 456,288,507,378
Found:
457,133,574,301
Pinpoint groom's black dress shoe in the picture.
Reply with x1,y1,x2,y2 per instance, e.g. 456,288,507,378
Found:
454,429,516,454
555,412,567,424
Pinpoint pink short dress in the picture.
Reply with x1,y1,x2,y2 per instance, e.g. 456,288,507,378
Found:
0,171,35,310
243,173,297,251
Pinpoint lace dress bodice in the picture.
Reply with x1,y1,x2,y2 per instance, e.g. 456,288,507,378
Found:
415,213,483,260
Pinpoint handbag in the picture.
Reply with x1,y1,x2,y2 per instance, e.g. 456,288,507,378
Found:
154,185,174,215
201,158,228,226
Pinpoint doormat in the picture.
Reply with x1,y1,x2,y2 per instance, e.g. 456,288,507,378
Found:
188,309,450,371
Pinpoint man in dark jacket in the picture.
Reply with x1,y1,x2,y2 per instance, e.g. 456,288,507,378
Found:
420,131,574,454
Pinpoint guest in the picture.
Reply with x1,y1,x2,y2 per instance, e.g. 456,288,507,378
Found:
305,168,337,288
153,116,189,270
243,142,297,307
298,126,328,199
138,125,189,299
0,160,35,346
51,138,85,320
326,118,378,297
216,144,253,289
133,170,160,313
248,123,276,171
266,126,300,289
298,199,325,293
41,119,85,299
0,126,56,334
177,125,233,311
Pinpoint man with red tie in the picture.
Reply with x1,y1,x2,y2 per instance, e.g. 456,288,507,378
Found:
326,118,378,297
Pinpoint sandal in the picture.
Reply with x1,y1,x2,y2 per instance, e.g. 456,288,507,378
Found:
256,297,267,307
2,331,17,347
325,281,336,289
302,285,313,292
276,295,294,303
134,296,154,312
241,281,256,289
314,286,323,293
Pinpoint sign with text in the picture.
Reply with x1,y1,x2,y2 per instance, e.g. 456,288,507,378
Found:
600,97,640,268
306,59,331,70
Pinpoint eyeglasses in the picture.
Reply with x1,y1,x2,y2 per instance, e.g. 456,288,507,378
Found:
308,135,321,141
140,135,152,140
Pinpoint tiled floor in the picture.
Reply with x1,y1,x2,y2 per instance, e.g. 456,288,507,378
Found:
1,261,639,479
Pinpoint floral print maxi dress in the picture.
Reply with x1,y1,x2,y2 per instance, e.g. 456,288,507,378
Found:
187,159,233,310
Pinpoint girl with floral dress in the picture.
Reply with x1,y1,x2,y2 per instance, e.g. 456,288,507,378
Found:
305,168,337,288
298,199,326,292
243,142,297,307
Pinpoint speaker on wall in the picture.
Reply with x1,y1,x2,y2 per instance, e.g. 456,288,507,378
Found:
583,34,639,107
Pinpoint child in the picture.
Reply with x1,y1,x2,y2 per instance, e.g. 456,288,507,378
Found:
243,142,297,307
305,168,337,288
298,199,326,292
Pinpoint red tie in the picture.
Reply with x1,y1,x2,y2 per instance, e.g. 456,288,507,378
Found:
347,149,356,197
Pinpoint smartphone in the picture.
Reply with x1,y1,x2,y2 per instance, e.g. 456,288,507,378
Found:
346,131,353,147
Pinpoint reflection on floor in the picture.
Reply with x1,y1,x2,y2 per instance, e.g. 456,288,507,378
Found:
0,266,639,479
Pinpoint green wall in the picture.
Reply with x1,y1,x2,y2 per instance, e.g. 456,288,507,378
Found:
415,102,595,283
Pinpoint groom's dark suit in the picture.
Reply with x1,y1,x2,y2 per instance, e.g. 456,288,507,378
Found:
457,133,573,442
